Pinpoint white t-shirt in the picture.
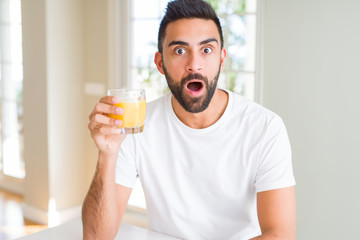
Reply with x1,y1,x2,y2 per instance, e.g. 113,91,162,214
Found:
116,90,295,240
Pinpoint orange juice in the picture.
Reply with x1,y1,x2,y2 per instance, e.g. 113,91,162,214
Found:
107,89,146,134
109,100,146,128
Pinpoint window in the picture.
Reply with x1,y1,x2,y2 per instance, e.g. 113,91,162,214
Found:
123,0,261,210
0,0,24,179
131,0,258,101
208,0,257,100
130,0,169,102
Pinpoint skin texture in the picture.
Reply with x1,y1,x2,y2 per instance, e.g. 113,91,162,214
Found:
82,18,296,240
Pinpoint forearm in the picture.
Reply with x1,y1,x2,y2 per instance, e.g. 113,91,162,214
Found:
82,152,120,240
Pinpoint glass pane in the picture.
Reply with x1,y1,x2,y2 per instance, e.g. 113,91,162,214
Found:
206,0,254,15
132,20,159,67
132,66,168,102
0,0,24,178
132,19,168,101
133,0,169,19
159,0,169,18
206,0,257,99
1,63,24,178
242,14,256,72
9,0,22,24
218,72,255,100
246,0,257,13
133,0,162,19
222,13,256,73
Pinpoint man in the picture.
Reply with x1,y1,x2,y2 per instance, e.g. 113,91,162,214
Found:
82,0,296,239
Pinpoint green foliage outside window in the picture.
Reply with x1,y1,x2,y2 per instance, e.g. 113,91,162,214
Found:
134,0,255,100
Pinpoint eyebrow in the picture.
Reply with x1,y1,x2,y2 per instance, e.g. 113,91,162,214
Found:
168,40,189,47
168,38,218,48
200,38,218,45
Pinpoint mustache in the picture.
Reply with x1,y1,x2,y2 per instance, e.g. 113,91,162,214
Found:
181,73,208,86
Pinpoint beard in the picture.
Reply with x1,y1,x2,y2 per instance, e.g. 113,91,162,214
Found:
163,65,221,113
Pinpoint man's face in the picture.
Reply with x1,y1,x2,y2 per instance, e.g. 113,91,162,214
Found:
155,18,226,113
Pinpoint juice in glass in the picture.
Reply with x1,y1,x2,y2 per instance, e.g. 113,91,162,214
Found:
107,89,146,134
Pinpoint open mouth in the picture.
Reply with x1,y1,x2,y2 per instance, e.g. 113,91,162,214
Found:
186,80,204,92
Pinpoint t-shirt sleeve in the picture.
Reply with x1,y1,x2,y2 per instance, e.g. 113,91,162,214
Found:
254,116,296,192
115,136,138,188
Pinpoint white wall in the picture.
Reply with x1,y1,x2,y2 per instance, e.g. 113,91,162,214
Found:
82,0,110,191
22,0,85,224
22,0,50,211
20,0,116,225
263,0,360,239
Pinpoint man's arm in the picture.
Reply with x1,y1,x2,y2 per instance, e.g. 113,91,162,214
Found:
250,186,296,240
82,153,132,240
82,96,132,239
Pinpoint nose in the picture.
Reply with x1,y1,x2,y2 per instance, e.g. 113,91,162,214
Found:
186,53,203,72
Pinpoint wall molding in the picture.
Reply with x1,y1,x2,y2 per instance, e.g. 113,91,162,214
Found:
22,203,82,227
0,174,24,195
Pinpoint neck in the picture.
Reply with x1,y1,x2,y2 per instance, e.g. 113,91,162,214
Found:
171,88,228,129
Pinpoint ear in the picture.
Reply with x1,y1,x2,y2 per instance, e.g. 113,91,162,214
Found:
154,51,165,75
219,48,226,72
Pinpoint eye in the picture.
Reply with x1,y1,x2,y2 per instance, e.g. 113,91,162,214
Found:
175,48,186,55
202,47,213,54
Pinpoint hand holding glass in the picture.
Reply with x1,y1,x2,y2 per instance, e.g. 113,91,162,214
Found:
107,89,146,134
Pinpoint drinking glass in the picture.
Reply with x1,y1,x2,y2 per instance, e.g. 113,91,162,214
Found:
107,89,146,134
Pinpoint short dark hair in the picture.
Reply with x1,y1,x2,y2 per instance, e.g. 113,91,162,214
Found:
157,0,224,53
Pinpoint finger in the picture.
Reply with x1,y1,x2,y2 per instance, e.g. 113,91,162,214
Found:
99,96,120,104
88,114,122,131
94,113,122,127
89,102,124,121
88,96,121,121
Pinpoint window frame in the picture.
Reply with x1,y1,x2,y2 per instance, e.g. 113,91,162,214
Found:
108,0,131,89
255,0,265,104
